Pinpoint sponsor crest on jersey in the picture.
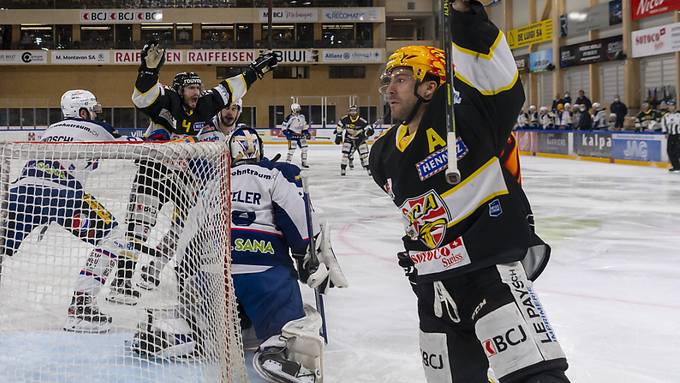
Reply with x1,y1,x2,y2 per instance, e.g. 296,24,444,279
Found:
488,199,502,217
400,190,451,248
408,237,472,275
415,138,468,181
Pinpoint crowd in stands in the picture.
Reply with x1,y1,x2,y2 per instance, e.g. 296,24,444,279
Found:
515,89,676,132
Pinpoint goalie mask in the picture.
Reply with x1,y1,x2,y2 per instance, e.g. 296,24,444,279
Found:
61,89,103,120
228,126,263,165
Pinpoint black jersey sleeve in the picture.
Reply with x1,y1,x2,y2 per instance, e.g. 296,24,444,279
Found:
131,70,178,131
450,1,525,154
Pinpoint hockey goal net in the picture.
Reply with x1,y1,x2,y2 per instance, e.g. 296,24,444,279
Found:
0,142,247,383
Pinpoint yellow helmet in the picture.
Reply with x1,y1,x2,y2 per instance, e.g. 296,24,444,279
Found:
384,46,447,85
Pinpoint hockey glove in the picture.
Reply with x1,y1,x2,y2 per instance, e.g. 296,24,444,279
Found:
249,51,279,79
140,40,165,73
365,126,375,138
397,251,417,287
303,130,311,140
334,134,342,145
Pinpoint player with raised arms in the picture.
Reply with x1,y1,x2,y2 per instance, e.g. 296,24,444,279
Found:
368,1,570,382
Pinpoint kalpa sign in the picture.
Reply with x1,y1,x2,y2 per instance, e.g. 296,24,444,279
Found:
632,22,680,58
632,0,680,20
259,8,318,23
80,9,163,24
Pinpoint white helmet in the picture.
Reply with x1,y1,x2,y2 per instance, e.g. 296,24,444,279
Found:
529,105,536,111
232,98,242,110
539,106,548,112
291,103,301,113
592,102,602,110
564,102,571,109
228,126,263,165
61,89,102,119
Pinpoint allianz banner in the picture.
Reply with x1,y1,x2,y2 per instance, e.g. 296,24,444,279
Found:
611,133,663,162
537,132,569,154
574,131,612,157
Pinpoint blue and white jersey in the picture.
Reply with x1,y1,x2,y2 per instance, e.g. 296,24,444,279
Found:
230,160,309,273
282,113,308,136
14,118,129,190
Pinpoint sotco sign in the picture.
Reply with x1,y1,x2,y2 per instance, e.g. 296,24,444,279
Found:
632,22,680,58
632,0,680,20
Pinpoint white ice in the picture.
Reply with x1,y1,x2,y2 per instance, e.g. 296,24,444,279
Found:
1,144,679,383
268,145,680,383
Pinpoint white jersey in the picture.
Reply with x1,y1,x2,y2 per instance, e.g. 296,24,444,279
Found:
282,113,308,135
661,111,680,136
592,110,609,129
15,118,129,190
539,113,554,129
230,161,310,274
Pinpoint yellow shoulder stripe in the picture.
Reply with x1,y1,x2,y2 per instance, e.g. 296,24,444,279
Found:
452,31,503,61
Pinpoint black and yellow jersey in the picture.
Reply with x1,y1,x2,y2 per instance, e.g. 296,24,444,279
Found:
336,115,370,142
369,2,539,282
132,68,256,136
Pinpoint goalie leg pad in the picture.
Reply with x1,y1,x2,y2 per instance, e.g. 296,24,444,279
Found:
253,304,324,383
357,142,369,168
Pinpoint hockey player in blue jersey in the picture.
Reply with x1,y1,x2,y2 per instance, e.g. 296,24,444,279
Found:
228,126,347,383
1,90,139,333
282,103,310,168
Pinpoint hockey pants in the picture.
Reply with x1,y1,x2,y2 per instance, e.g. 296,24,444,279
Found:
667,135,680,169
415,261,569,383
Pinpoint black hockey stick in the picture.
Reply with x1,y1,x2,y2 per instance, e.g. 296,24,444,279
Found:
301,177,328,344
442,0,462,185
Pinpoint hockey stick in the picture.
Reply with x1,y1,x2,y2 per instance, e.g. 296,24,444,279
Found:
442,0,462,185
301,177,329,344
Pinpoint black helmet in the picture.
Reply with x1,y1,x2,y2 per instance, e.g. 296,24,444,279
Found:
172,72,202,93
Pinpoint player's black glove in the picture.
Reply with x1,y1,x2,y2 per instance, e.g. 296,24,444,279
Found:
365,126,375,137
249,51,278,79
140,40,165,75
397,251,417,288
334,134,342,145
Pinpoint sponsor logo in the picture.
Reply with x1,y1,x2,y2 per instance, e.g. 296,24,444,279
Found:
234,238,274,254
482,325,528,357
488,199,502,218
409,237,471,271
471,299,487,320
400,190,451,248
508,268,558,343
624,140,648,158
635,0,669,18
81,10,162,23
421,351,445,370
21,52,32,63
415,139,468,181
581,134,612,149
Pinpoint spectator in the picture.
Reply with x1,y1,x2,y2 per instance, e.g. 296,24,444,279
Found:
556,103,572,130
591,103,609,130
528,105,539,128
635,102,660,132
563,91,572,105
551,94,563,111
609,95,627,130
576,104,592,130
516,109,530,130
575,89,592,111
539,106,554,129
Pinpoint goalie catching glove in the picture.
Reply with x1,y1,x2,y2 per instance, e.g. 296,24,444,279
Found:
293,223,348,293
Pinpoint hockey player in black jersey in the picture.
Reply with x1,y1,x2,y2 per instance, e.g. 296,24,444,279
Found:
335,105,373,176
368,1,569,382
132,41,277,136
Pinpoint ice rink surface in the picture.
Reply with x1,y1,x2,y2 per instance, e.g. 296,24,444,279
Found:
1,143,678,382
268,145,680,383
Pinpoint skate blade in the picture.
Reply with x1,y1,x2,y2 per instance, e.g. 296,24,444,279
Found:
105,294,139,306
253,352,317,383
64,318,111,334
136,281,159,291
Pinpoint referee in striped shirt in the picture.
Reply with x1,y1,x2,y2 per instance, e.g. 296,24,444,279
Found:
661,100,680,172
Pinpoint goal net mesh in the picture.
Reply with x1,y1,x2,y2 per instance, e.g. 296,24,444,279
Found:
0,142,247,383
